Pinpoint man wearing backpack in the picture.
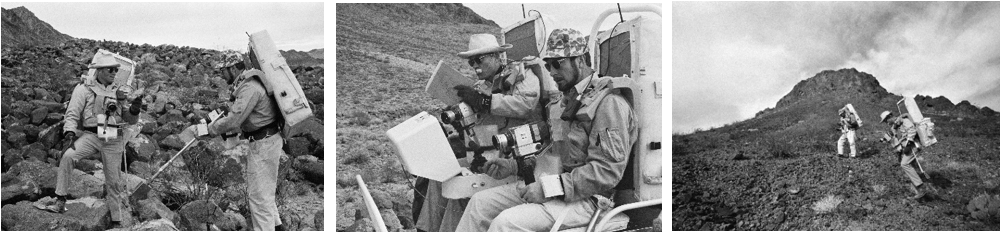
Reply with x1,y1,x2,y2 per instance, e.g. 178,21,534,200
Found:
880,110,932,199
455,28,638,231
48,52,143,228
837,104,860,158
201,52,285,231
414,33,549,232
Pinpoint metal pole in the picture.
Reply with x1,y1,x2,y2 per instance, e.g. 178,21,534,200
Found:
357,175,388,232
617,4,624,22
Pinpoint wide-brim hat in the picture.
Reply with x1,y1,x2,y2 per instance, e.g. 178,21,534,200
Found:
88,54,121,69
879,111,892,123
457,34,512,58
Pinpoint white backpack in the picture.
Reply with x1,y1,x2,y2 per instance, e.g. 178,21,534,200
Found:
592,14,662,201
245,30,314,128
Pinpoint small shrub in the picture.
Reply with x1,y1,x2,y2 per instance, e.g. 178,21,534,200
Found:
811,195,843,213
342,150,371,165
765,139,797,159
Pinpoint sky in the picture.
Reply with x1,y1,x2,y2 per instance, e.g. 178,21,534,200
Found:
673,1,1000,134
467,3,662,39
1,2,324,51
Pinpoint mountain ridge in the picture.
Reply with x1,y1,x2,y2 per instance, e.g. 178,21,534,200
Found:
758,68,996,120
1,6,74,48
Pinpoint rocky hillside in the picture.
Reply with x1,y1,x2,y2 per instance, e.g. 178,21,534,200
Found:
1,7,325,231
335,3,501,232
1,7,74,48
673,68,1000,231
281,49,323,67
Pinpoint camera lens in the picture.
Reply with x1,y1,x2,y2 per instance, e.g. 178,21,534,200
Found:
106,103,118,112
492,133,510,149
441,111,457,123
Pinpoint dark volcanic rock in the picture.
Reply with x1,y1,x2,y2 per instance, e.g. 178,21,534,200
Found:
30,107,48,125
0,198,109,231
177,200,224,231
135,197,176,222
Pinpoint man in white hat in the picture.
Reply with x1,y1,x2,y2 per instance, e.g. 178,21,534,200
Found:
879,110,931,199
47,52,143,228
414,33,547,232
836,104,861,158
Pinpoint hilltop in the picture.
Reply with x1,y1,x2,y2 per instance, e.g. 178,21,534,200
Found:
1,7,74,48
672,68,1000,231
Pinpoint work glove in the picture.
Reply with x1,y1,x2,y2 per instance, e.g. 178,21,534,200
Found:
62,132,77,151
480,158,517,180
129,94,145,115
455,85,491,113
519,182,551,204
115,90,128,101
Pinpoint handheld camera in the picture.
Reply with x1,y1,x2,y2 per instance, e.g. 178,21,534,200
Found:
492,122,550,184
441,102,478,129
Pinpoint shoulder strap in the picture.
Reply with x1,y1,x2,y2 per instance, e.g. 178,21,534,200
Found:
574,77,636,121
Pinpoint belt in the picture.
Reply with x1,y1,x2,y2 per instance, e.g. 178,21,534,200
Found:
241,122,281,142
82,127,98,133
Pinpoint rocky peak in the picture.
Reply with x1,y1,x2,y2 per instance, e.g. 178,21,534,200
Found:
2,6,74,48
775,68,891,108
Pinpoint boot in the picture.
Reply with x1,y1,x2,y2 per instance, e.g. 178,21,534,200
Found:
908,184,926,199
41,195,67,213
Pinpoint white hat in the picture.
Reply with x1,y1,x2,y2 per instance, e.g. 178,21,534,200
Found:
457,34,512,59
88,54,121,69
879,111,892,123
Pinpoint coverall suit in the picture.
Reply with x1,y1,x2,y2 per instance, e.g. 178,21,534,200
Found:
57,78,137,224
889,115,924,187
208,76,284,231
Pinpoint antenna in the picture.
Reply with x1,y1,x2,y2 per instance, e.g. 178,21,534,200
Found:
522,4,526,18
617,4,624,22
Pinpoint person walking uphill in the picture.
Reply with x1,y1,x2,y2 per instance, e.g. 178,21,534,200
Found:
880,110,933,199
47,52,144,228
837,104,861,158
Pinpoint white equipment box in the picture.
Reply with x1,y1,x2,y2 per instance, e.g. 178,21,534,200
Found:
387,112,462,182
388,112,517,198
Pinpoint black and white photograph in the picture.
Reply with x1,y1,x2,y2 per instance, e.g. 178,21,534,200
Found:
335,3,662,232
0,2,324,231
673,1,999,231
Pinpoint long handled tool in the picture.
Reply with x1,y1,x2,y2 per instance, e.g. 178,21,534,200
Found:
130,138,198,201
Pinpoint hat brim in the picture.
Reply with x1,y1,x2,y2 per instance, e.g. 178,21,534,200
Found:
89,63,121,69
457,44,512,58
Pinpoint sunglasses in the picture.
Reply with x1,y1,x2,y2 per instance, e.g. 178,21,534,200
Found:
468,53,495,67
103,67,119,74
544,58,569,70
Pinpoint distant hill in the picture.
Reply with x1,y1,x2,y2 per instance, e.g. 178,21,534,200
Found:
307,48,323,60
280,49,323,67
1,7,74,48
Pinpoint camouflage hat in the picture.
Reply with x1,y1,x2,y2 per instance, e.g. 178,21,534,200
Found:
214,51,244,69
543,28,588,59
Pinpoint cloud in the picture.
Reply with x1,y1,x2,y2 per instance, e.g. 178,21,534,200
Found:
673,2,1000,133
838,2,1000,110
